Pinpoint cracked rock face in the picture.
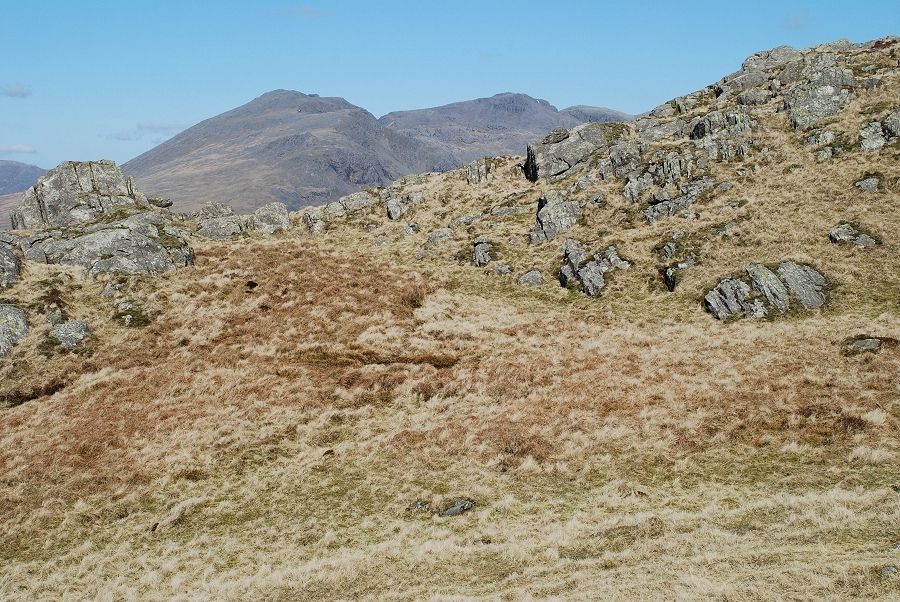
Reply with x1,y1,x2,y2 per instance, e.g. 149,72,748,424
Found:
705,262,826,320
21,211,195,277
529,191,582,245
524,122,612,182
11,160,149,230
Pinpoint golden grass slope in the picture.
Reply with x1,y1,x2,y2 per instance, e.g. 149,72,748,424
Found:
2,43,900,601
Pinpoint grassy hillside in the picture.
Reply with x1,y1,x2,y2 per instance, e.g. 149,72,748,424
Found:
1,39,899,600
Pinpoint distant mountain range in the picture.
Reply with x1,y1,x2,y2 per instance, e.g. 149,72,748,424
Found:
123,91,629,213
0,160,45,196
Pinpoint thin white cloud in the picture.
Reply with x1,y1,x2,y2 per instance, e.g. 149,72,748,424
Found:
110,121,185,142
0,145,37,154
1,84,31,98
784,10,811,31
282,4,330,18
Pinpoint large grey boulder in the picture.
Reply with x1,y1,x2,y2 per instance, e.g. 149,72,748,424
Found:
529,191,582,245
21,211,194,277
783,85,852,130
705,261,826,320
524,122,614,182
741,45,802,71
197,216,244,240
340,190,378,212
194,201,234,220
0,246,20,287
777,261,826,309
11,160,148,230
517,270,544,287
746,263,790,312
247,202,290,234
0,304,28,357
51,321,89,350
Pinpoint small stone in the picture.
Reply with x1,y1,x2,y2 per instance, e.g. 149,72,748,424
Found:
148,197,173,208
860,121,887,151
46,306,65,326
51,321,89,350
880,565,898,577
517,270,544,287
425,228,452,247
855,177,880,192
439,498,475,517
844,337,883,355
473,240,493,267
494,263,511,276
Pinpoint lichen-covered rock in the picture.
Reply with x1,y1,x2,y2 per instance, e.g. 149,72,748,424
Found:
643,177,715,223
51,321,89,350
11,160,148,230
425,228,452,247
247,202,290,234
197,215,244,239
662,253,696,291
883,110,900,139
21,211,194,277
529,191,582,245
560,244,630,297
829,223,877,247
194,202,234,220
340,191,378,212
558,239,586,288
704,278,767,320
855,176,880,192
0,304,28,357
859,121,887,151
776,261,826,308
705,262,826,320
0,245,20,287
517,270,544,287
524,122,613,182
746,263,791,312
783,85,852,130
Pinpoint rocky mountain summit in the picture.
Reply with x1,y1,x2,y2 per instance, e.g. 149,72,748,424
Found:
123,91,628,214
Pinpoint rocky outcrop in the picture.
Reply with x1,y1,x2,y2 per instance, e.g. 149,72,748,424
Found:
11,161,149,230
0,304,28,357
704,262,826,320
529,191,582,245
558,240,630,297
643,177,715,223
859,109,900,150
829,223,877,247
197,216,243,240
19,211,194,277
466,158,495,185
524,122,614,182
247,202,290,234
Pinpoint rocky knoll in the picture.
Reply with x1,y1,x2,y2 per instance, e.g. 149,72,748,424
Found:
12,161,149,230
4,161,194,278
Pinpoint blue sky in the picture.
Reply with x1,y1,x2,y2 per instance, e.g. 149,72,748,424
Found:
1,0,898,168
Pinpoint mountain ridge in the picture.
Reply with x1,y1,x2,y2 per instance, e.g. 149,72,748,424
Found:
123,91,629,213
